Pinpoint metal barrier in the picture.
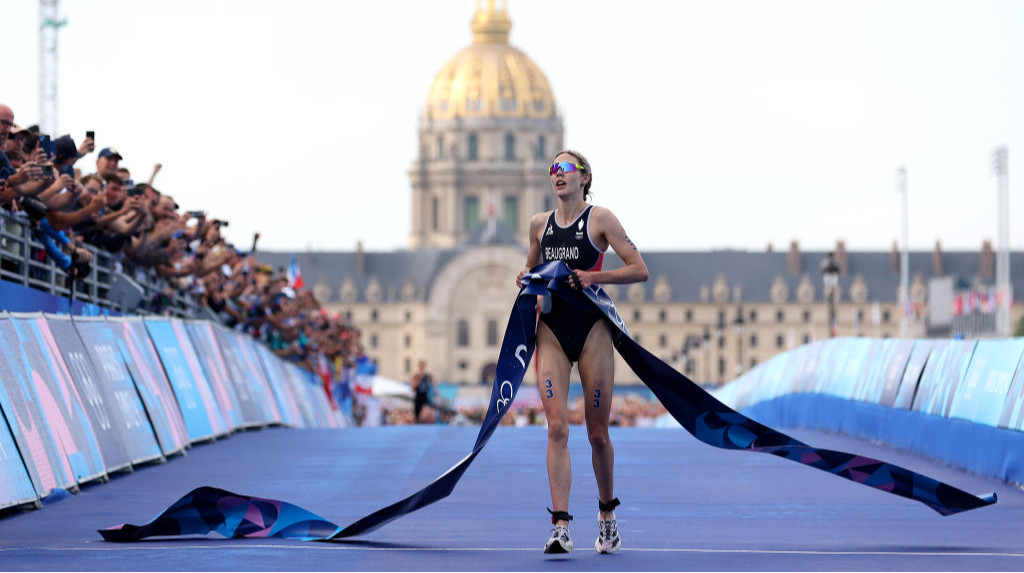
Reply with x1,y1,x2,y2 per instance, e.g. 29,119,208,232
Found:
0,208,201,317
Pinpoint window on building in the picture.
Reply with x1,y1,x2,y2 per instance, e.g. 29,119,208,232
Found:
437,135,445,160
718,310,726,325
404,311,411,322
776,309,784,323
467,132,479,161
504,133,515,160
883,309,891,323
544,195,554,212
370,334,378,348
803,310,811,323
685,309,693,322
457,320,469,347
749,333,758,348
750,357,758,369
659,334,667,348
404,334,411,348
803,334,810,344
431,197,439,231
633,310,641,322
718,358,726,377
371,309,378,322
776,334,784,348
503,196,518,231
464,196,480,232
404,358,411,373
659,310,667,323
748,309,757,323
487,319,499,347
536,134,546,159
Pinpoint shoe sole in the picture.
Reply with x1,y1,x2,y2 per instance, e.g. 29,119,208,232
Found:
596,538,621,554
544,541,574,554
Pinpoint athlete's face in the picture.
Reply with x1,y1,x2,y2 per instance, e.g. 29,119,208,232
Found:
550,153,589,198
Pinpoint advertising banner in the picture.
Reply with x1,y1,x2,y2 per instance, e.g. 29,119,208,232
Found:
913,340,977,417
0,313,77,498
893,340,940,410
793,341,826,393
866,339,915,407
3,313,106,487
44,315,132,473
948,339,1024,426
209,323,282,426
999,355,1024,431
104,318,189,456
253,341,305,427
0,414,37,510
56,316,164,466
182,321,251,429
285,362,339,428
144,318,229,442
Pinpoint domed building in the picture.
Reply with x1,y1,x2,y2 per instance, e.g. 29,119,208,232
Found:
259,2,1024,388
409,0,562,249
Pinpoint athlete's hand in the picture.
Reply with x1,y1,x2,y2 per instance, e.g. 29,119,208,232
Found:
516,267,529,289
569,270,593,290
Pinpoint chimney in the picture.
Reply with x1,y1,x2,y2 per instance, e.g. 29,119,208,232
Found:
981,240,994,280
931,240,943,276
787,241,801,274
890,240,900,272
355,240,366,276
835,240,848,275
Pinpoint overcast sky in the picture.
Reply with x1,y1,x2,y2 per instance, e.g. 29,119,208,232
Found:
4,0,1021,254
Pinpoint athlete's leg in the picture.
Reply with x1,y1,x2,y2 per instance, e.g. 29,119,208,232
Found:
536,320,573,526
577,321,616,513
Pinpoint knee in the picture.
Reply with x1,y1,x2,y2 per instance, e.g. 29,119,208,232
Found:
587,427,611,451
547,420,569,445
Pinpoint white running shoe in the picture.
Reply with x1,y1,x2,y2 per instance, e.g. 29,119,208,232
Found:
595,514,621,554
543,525,574,554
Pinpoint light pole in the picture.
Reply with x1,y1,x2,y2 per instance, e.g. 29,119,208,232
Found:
822,253,839,337
993,146,1011,336
897,166,909,338
733,306,745,376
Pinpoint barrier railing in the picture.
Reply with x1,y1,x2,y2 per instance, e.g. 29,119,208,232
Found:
0,208,201,317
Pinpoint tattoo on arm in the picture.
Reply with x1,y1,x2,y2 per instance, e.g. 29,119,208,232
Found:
625,235,637,251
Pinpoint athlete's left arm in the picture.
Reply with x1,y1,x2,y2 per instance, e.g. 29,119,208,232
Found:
575,207,649,288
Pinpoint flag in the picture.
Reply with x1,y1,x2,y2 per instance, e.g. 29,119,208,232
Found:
287,253,305,289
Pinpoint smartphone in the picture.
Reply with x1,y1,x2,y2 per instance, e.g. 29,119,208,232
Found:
85,130,95,140
38,135,55,158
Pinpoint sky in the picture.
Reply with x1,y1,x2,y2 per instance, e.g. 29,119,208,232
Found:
3,0,1022,255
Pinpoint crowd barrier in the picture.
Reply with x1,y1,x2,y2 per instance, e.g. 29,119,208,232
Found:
715,336,1024,486
0,311,343,511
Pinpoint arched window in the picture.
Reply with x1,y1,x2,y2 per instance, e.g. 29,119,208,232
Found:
503,196,517,231
457,320,470,347
487,319,499,346
464,196,480,231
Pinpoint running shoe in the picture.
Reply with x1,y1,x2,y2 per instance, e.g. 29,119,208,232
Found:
595,514,621,554
543,525,574,554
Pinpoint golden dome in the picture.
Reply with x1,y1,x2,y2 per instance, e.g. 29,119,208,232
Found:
424,1,557,121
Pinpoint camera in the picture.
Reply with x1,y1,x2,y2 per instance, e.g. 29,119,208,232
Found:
85,130,94,140
186,210,203,218
126,186,145,197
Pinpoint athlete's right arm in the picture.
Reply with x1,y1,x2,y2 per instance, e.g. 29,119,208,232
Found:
516,212,547,288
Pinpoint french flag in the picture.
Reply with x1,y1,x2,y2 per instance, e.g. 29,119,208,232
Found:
287,253,305,289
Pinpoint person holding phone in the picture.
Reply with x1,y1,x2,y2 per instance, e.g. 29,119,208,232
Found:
515,150,648,555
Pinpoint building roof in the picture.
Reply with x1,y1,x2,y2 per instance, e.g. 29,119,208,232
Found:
257,247,1024,305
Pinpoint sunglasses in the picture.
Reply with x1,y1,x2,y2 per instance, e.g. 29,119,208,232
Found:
549,161,585,175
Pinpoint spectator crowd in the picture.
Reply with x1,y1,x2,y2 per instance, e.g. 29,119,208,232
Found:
0,101,370,417
0,102,669,429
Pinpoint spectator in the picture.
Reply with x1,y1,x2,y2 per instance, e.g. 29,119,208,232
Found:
94,147,121,175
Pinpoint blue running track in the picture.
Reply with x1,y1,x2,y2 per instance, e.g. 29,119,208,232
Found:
1,425,1022,571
